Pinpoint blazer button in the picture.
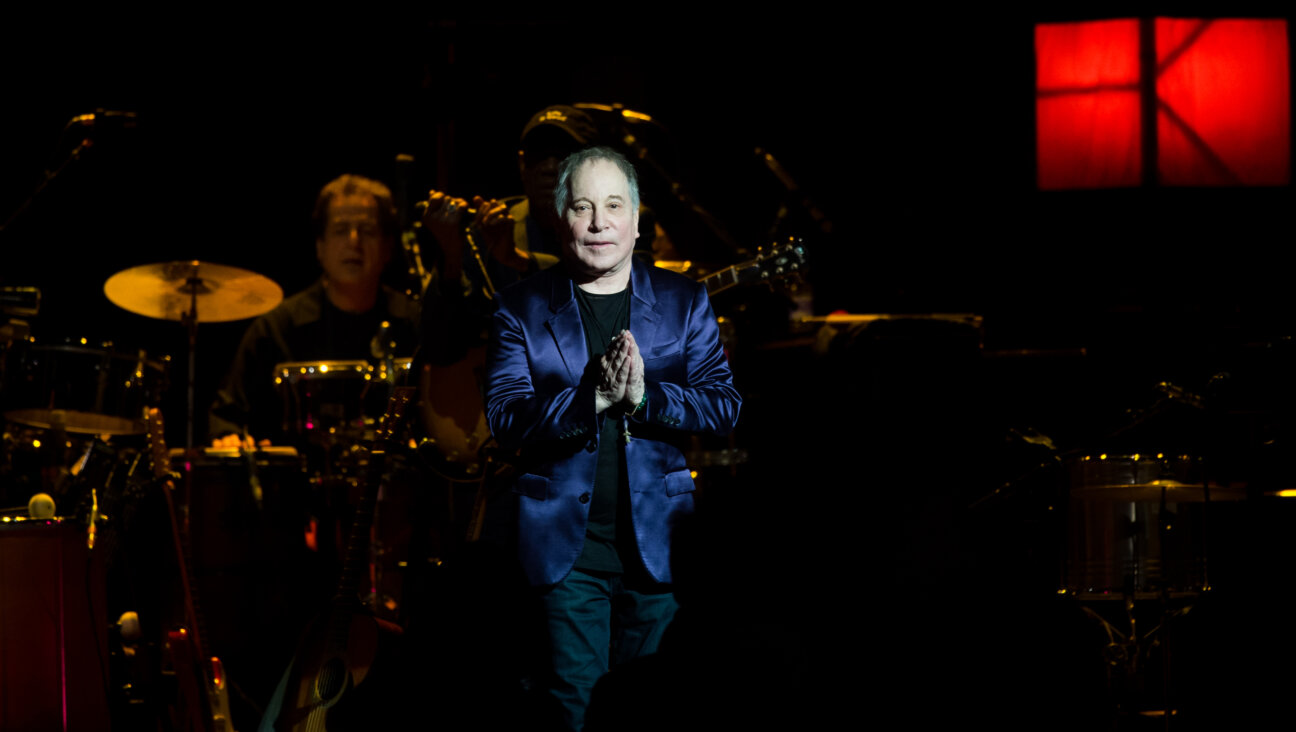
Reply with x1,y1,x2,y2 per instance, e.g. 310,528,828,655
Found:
579,493,590,504
586,439,597,452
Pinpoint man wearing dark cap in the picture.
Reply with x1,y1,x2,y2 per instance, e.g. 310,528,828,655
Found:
508,105,602,262
414,105,595,297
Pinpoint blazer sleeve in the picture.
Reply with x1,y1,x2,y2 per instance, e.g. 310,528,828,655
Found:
484,299,599,453
636,281,741,436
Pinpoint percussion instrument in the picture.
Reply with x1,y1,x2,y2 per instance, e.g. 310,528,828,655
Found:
104,261,282,324
1,339,169,435
274,358,412,454
1063,453,1245,597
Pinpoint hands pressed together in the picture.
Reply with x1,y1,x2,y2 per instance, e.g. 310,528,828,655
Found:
594,330,645,415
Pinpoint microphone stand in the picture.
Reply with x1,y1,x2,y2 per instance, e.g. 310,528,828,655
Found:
2,111,137,237
1,137,94,235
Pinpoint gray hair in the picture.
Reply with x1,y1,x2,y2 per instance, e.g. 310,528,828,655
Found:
553,146,640,218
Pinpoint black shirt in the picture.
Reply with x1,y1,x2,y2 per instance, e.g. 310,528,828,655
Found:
573,286,632,575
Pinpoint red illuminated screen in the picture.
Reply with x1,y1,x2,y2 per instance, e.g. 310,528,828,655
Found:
1036,18,1290,189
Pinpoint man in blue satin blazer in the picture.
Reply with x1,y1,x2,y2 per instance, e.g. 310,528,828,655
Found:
484,146,741,730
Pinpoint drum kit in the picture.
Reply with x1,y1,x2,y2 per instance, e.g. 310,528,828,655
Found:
0,259,433,731
982,369,1284,722
3,260,286,501
2,257,426,491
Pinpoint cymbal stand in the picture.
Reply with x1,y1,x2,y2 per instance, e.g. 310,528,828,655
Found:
172,265,205,544
180,263,204,455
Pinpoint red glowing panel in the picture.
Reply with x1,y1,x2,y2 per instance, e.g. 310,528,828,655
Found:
1036,17,1290,189
1156,18,1290,186
1036,20,1143,190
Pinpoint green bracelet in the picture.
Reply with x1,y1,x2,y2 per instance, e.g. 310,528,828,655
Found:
627,393,646,417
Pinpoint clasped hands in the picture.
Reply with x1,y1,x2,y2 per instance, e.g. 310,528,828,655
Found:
594,330,645,415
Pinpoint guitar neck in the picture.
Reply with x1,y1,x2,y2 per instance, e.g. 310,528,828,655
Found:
146,408,233,731
145,411,205,652
694,238,807,297
334,446,386,604
699,265,753,296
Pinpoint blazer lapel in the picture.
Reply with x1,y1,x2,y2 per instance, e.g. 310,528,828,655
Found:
629,259,663,354
545,271,586,384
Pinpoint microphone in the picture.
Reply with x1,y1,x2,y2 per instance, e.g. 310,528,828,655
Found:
413,199,478,219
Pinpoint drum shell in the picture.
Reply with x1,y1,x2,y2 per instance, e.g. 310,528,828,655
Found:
175,448,331,722
274,359,411,458
1063,455,1243,596
1,342,168,435
178,448,310,572
0,518,110,732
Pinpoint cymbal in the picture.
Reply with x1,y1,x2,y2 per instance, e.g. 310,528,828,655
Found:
1070,480,1248,503
104,260,282,323
1069,454,1248,502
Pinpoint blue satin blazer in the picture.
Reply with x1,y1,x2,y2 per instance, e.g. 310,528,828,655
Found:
485,259,741,586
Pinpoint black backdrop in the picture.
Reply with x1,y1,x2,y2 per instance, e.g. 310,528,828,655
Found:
3,8,1296,727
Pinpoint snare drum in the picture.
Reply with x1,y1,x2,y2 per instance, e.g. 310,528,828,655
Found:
1,340,169,435
1063,453,1245,597
274,358,412,447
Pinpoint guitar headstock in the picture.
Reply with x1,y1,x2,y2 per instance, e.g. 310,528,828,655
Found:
753,237,808,283
698,237,809,297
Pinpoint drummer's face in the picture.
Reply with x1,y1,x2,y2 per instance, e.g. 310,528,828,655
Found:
316,194,390,287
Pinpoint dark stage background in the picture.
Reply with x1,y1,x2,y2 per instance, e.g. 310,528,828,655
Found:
2,8,1295,728
2,9,1292,437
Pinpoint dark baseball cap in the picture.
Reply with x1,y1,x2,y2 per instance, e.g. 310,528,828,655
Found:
520,105,599,148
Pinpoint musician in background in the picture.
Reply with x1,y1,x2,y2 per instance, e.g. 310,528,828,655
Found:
506,105,600,265
208,174,419,448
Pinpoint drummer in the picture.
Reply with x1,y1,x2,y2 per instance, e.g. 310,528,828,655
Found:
208,174,419,449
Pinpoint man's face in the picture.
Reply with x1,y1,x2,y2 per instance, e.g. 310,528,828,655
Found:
521,150,560,213
562,158,639,283
316,193,390,288
520,142,577,223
